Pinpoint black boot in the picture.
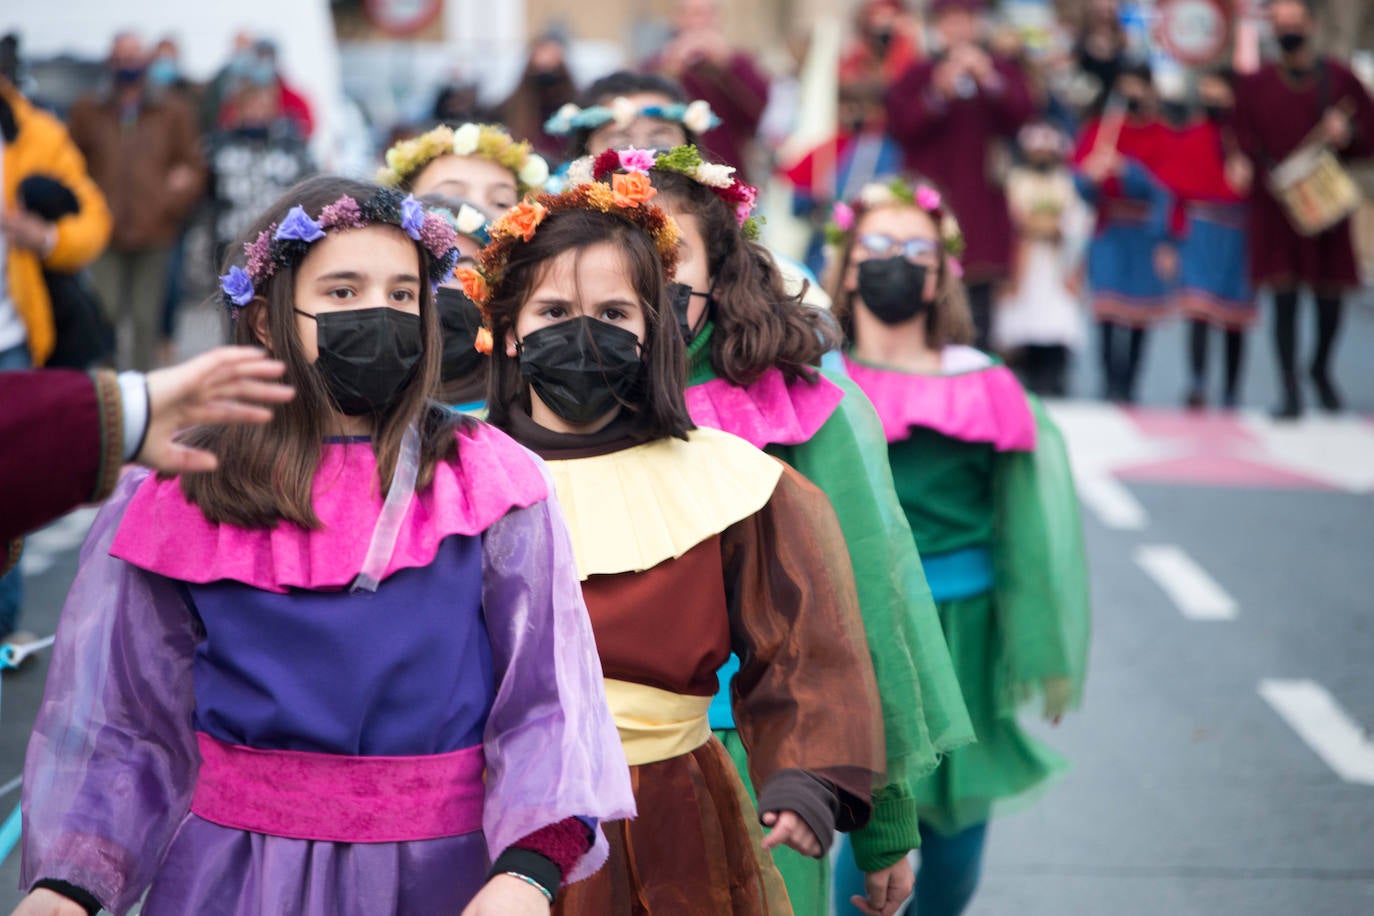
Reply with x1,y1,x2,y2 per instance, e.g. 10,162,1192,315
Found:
1310,366,1343,412
1272,373,1302,420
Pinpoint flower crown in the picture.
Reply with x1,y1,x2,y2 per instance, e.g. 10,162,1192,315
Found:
567,145,763,241
544,97,721,136
455,184,682,321
377,123,551,194
218,190,460,313
427,200,493,246
824,177,967,277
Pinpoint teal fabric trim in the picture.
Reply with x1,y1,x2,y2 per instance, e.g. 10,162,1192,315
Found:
923,546,994,603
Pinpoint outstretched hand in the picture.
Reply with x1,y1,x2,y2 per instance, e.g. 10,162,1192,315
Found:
10,888,87,916
850,857,915,916
138,346,294,473
460,874,550,916
760,809,822,858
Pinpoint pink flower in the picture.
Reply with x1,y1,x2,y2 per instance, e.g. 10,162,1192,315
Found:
832,201,855,232
916,185,942,211
244,229,275,278
617,147,658,174
947,256,964,279
319,195,365,230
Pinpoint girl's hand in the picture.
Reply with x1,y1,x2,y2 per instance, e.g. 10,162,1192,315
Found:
850,856,915,916
460,874,551,916
760,810,823,857
10,889,88,916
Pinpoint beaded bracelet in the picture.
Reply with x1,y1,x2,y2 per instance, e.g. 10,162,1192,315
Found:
502,871,554,905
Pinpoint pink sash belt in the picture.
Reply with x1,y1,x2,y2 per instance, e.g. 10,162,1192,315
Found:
191,732,486,843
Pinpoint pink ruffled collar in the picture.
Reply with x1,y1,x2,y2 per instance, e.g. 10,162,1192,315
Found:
685,368,845,450
110,422,548,593
843,348,1037,451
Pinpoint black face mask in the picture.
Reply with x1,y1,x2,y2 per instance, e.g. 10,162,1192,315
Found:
113,66,145,86
435,287,486,382
1124,96,1144,115
518,316,643,425
1029,159,1058,173
1203,104,1230,124
298,307,423,416
669,282,712,345
1277,32,1307,54
533,70,563,88
857,257,932,325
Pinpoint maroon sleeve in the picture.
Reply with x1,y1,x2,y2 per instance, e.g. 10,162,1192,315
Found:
510,817,593,881
984,57,1035,136
884,61,946,148
0,369,122,544
685,54,771,134
1333,62,1374,160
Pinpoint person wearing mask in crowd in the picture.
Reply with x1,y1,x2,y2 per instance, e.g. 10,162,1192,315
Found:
463,184,885,915
0,44,113,640
216,38,315,141
582,145,973,916
14,175,633,916
1165,68,1253,409
1073,0,1127,112
418,194,492,413
498,29,579,161
68,32,205,372
206,83,315,267
996,123,1090,397
645,0,771,183
783,83,906,279
431,79,499,128
839,0,924,98
1073,63,1178,403
827,177,1090,916
200,32,256,134
885,0,1036,351
1230,0,1374,418
2,346,294,554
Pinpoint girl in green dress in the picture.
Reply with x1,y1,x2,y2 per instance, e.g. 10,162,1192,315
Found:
826,178,1091,916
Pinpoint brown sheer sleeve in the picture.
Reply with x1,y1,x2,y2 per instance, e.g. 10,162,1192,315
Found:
721,463,886,833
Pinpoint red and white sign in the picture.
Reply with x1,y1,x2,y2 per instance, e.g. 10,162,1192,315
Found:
1155,0,1232,67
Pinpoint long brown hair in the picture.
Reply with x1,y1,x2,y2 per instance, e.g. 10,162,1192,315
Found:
825,201,975,350
652,170,839,387
180,175,460,529
483,207,694,441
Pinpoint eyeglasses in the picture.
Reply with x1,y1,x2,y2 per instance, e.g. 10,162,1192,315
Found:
858,233,939,263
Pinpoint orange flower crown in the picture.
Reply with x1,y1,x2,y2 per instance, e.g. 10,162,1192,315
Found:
456,180,682,324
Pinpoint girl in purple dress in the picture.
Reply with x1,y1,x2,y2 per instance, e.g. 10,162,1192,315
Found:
14,176,633,916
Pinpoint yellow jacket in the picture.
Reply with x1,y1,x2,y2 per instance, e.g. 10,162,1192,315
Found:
3,82,112,365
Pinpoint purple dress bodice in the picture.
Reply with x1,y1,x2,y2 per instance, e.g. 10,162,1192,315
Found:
186,534,492,756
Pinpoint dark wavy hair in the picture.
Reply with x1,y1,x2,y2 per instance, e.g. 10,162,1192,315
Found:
566,70,697,159
652,169,838,387
483,206,694,441
180,174,461,529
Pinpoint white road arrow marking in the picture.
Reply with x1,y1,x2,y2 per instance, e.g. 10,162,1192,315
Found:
1260,679,1374,785
1134,544,1238,620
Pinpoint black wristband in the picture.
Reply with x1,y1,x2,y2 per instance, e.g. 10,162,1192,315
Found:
32,879,103,916
488,847,561,903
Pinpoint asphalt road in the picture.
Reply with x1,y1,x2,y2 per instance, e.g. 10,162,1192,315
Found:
0,295,1370,913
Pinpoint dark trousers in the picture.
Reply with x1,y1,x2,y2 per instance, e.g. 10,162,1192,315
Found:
1272,287,1344,412
966,281,995,352
1099,321,1147,403
1188,320,1245,407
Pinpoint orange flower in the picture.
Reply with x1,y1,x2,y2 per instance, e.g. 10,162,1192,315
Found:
612,172,657,208
495,200,548,242
456,266,489,304
474,326,494,355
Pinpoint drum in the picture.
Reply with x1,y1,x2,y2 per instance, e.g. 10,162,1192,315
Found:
1268,143,1363,237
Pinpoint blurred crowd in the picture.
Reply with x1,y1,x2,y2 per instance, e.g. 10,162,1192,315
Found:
1,0,1371,414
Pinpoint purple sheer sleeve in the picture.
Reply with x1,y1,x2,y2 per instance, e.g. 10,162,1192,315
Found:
479,460,635,885
20,469,201,915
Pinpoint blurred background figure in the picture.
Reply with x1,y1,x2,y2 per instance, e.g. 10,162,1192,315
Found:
1168,67,1254,410
996,121,1089,397
1231,0,1374,419
216,38,315,141
430,78,496,127
1073,0,1128,113
497,27,578,161
0,32,111,643
67,31,204,372
839,0,923,100
646,0,770,181
885,0,1035,351
1073,62,1177,404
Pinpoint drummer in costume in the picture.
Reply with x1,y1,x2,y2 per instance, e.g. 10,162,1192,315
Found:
460,182,886,914
1073,62,1179,404
16,176,633,916
568,145,973,916
1230,0,1374,418
1165,69,1254,409
826,178,1091,916
379,124,551,413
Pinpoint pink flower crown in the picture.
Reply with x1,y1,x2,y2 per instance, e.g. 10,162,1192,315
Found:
825,177,966,278
218,189,460,314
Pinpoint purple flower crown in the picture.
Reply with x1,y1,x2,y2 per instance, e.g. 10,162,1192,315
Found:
218,189,460,313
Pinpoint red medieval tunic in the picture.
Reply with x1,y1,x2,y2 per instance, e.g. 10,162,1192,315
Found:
884,54,1035,283
1231,59,1374,290
1,369,123,558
